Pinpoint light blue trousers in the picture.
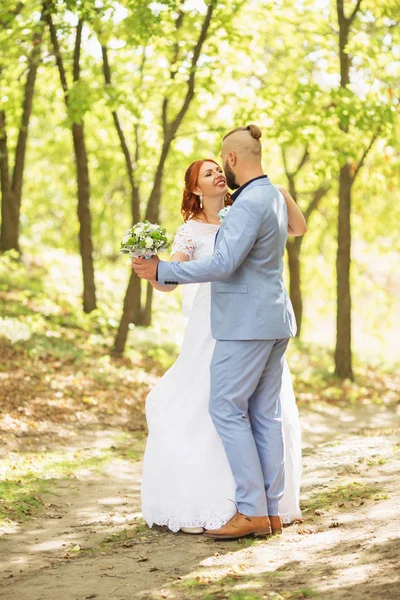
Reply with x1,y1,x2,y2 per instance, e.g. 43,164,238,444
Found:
209,338,289,516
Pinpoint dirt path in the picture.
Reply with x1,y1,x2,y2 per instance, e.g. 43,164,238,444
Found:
1,402,399,600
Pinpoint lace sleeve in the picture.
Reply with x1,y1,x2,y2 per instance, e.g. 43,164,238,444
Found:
171,222,196,259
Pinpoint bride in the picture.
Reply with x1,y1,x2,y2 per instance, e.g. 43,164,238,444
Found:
140,159,305,534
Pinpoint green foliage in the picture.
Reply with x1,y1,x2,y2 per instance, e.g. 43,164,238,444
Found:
67,79,96,124
0,0,399,366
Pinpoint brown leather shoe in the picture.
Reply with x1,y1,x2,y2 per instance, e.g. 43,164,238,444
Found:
203,511,271,540
269,516,282,535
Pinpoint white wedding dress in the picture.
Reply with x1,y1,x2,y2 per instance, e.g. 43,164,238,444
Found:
141,220,302,532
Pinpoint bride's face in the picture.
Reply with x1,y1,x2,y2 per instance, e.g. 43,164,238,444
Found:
195,161,228,199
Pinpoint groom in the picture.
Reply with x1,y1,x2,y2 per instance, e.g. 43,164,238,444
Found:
132,124,297,539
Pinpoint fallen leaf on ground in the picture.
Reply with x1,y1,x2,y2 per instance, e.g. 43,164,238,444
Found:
298,528,314,535
329,520,341,528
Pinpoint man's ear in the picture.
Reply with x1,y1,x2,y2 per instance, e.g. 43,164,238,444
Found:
229,151,237,166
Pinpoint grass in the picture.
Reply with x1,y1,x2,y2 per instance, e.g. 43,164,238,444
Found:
287,591,320,599
235,536,266,549
301,481,388,514
102,519,154,544
173,571,318,600
173,568,284,592
367,457,387,467
197,589,319,600
68,518,165,558
225,595,262,600
0,439,143,527
0,477,51,524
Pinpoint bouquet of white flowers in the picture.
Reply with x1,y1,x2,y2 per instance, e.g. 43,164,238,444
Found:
120,221,169,258
218,206,231,222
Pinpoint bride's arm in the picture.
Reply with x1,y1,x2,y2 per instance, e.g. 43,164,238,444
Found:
148,222,195,291
276,185,307,237
148,252,190,292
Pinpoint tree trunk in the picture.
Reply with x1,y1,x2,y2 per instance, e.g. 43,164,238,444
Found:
101,45,142,324
107,150,143,334
72,122,97,313
335,163,353,379
145,141,171,223
334,0,359,379
286,237,303,337
0,20,42,252
45,9,97,312
129,186,142,323
72,20,96,313
141,283,153,327
114,271,142,354
0,111,18,252
281,148,328,340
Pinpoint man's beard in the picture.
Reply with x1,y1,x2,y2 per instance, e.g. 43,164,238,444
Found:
224,160,240,191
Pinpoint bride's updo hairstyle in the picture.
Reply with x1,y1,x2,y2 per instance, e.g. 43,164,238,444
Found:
181,159,232,222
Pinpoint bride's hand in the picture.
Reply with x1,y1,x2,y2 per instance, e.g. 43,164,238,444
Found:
131,256,160,280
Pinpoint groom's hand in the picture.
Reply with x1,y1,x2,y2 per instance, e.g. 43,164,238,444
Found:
131,256,160,280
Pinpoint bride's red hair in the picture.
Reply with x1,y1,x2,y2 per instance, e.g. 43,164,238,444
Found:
181,159,232,222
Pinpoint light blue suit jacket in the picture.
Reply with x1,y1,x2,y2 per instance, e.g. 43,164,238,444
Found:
158,177,297,341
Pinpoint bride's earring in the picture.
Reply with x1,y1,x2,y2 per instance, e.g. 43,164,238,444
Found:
199,194,203,209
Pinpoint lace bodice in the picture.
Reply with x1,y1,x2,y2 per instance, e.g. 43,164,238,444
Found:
171,220,219,261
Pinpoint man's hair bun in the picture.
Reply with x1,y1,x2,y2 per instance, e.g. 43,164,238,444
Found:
223,124,262,142
247,124,262,139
